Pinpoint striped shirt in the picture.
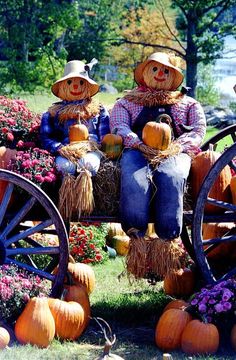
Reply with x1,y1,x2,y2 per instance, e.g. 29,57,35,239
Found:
110,95,206,154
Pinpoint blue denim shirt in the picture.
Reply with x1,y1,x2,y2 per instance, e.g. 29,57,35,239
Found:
40,101,110,155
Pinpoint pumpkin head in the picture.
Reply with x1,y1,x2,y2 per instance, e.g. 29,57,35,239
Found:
57,77,91,101
143,61,176,91
142,121,171,150
69,123,89,143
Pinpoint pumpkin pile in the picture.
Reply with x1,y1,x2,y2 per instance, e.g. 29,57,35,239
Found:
13,261,94,348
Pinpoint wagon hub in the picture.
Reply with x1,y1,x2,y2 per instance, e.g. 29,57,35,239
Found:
0,240,6,265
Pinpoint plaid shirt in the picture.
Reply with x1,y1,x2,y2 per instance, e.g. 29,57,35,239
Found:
40,102,110,155
110,95,206,154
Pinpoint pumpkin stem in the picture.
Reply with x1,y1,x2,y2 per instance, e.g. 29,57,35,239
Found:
209,143,214,152
112,128,118,135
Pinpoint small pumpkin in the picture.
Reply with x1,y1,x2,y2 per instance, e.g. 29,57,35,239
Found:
202,222,236,260
106,223,126,244
0,327,10,349
69,123,89,143
48,298,85,340
142,121,171,150
15,297,55,348
101,129,123,160
163,268,195,298
67,262,96,294
111,235,130,256
190,145,232,214
163,299,189,312
155,308,192,351
181,319,219,355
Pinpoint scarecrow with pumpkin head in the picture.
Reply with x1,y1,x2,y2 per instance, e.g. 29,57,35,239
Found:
110,51,206,280
40,59,110,219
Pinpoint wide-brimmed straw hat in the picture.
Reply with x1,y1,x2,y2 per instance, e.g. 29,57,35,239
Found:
52,59,99,98
134,52,184,90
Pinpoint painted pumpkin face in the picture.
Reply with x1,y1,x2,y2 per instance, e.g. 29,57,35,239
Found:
143,61,175,91
57,77,91,101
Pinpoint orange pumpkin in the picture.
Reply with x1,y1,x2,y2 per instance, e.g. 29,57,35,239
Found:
0,327,10,349
163,299,189,312
155,308,192,351
230,176,236,204
181,319,219,355
142,121,171,150
67,262,96,294
69,123,89,143
230,323,236,351
101,130,123,160
202,222,236,260
63,284,91,328
15,297,55,348
163,268,195,298
190,146,232,213
48,298,85,340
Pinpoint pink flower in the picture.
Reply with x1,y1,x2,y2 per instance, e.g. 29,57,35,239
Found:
6,132,14,141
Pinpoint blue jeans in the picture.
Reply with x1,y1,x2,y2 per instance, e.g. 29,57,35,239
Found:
120,149,191,240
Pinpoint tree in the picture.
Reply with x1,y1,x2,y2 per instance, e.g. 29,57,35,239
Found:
0,0,80,92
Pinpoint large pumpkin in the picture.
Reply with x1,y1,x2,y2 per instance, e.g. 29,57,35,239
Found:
163,299,189,312
15,297,55,348
101,130,123,160
230,323,236,351
155,308,192,351
67,262,96,294
230,176,236,204
163,268,195,298
142,121,171,150
181,319,219,355
48,298,85,340
190,146,232,214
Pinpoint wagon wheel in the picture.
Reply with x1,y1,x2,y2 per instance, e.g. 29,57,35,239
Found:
0,169,69,298
192,142,236,284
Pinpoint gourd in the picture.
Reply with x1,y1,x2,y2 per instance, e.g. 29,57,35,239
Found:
14,297,55,348
142,121,171,150
163,299,189,312
202,222,235,260
163,268,195,298
48,298,85,340
111,235,130,256
181,319,219,355
106,223,126,245
0,327,10,349
230,323,236,351
190,145,232,214
69,123,89,143
155,308,192,351
101,130,123,160
67,262,96,294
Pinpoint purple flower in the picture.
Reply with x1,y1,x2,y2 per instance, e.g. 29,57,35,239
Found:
214,303,224,313
198,303,207,313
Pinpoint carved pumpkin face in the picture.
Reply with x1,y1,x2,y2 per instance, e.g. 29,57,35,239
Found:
57,77,91,101
143,61,175,91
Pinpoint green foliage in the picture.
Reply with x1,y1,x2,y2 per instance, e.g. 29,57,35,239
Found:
112,76,135,92
196,64,220,106
229,101,236,114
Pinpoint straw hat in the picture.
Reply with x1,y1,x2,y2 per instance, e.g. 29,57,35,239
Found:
51,60,99,98
134,52,184,90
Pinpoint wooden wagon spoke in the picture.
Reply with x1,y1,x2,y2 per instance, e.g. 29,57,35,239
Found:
5,218,53,246
44,257,59,273
7,246,60,256
229,159,236,173
0,182,14,226
5,257,55,281
206,197,236,212
203,234,236,246
0,196,37,239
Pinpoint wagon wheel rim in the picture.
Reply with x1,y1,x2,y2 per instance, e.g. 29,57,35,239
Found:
0,169,69,298
192,142,236,284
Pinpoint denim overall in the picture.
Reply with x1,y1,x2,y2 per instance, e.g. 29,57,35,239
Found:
120,106,191,240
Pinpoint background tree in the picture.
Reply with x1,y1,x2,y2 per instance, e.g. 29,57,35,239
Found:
0,0,80,92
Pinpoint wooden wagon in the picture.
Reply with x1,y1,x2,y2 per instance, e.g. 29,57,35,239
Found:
1,124,236,298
